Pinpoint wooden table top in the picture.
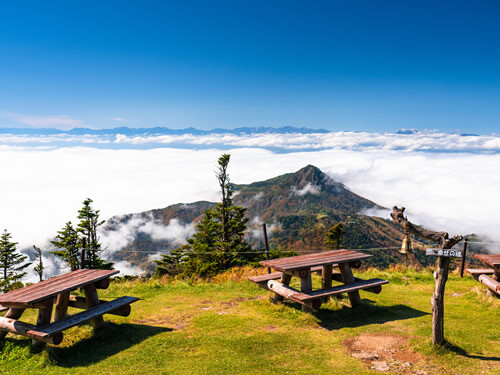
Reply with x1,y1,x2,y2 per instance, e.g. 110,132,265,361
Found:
0,269,119,307
475,254,500,269
260,250,372,272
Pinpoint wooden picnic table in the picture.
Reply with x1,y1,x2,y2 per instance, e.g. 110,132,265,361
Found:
0,269,138,345
468,254,500,297
249,249,389,312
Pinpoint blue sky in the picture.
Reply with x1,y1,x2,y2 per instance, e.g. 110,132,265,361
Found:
0,1,499,133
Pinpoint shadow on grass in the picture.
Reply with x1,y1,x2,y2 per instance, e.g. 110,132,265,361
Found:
49,322,171,368
443,342,499,362
281,297,429,330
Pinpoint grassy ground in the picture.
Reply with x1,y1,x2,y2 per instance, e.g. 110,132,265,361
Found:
0,268,498,374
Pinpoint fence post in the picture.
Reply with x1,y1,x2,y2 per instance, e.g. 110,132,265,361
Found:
263,223,271,274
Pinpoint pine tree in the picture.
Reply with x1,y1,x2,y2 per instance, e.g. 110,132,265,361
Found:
154,245,189,276
324,222,345,249
0,230,31,292
51,221,81,270
76,198,113,270
180,154,256,277
33,245,44,281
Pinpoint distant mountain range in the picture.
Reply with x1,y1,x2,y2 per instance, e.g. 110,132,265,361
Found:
0,126,329,135
103,165,489,272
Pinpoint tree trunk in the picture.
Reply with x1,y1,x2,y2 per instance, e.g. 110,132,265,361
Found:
431,256,450,345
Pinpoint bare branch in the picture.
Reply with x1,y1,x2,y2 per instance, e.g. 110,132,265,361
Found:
391,206,463,249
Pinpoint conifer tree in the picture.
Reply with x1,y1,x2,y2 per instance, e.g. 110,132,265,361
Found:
324,222,345,249
174,154,256,277
33,245,44,281
0,230,31,292
76,198,113,269
51,221,81,270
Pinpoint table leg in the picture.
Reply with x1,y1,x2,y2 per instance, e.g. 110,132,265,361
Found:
300,269,313,313
339,263,361,307
84,283,104,329
273,273,292,303
0,308,25,339
321,265,333,302
54,292,70,321
32,300,53,347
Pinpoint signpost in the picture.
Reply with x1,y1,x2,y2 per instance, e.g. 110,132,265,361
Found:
426,248,462,257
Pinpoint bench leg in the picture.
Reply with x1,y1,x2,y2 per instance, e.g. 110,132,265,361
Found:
84,283,104,329
0,308,25,339
32,301,53,348
300,270,313,313
273,273,292,303
321,265,333,302
339,263,361,307
54,292,70,321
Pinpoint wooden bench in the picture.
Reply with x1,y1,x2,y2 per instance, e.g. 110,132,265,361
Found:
0,269,139,345
465,268,495,279
267,278,389,310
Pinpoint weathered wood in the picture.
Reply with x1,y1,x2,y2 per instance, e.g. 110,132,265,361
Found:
68,295,132,316
322,264,333,289
267,281,321,310
460,239,468,277
263,223,271,274
300,269,313,312
0,308,25,339
339,263,361,307
83,283,104,329
54,292,70,321
32,299,54,347
465,268,495,280
478,274,500,295
94,278,110,289
290,278,389,302
0,304,8,312
0,316,63,344
248,272,283,288
391,206,463,346
0,269,118,307
273,273,292,303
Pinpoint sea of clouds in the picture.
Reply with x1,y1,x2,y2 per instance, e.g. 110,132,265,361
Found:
1,129,499,281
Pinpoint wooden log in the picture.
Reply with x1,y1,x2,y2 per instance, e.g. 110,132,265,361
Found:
83,283,104,329
339,263,361,307
0,316,63,345
267,280,321,310
54,292,70,321
0,308,25,339
273,273,292,303
94,278,110,289
68,295,132,316
479,274,500,296
322,264,333,289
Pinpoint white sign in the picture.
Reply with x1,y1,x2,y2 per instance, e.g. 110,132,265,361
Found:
425,248,462,258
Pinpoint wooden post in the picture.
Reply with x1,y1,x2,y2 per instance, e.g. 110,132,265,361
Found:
83,283,104,329
339,263,361,307
263,223,271,274
32,300,53,348
54,292,70,321
460,239,468,278
391,206,463,346
0,308,25,339
300,269,313,313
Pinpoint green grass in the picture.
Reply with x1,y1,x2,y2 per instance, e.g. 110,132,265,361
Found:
0,269,498,374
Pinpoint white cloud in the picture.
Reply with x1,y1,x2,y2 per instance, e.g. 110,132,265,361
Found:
112,117,127,122
1,133,500,281
291,182,321,196
5,113,84,129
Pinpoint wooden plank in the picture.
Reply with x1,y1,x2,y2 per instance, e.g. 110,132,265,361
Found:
475,254,500,267
426,248,463,257
267,281,321,310
339,263,361,307
266,252,372,272
248,272,283,284
291,279,389,302
32,296,139,336
261,250,353,267
68,295,132,317
0,269,119,306
0,316,62,344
